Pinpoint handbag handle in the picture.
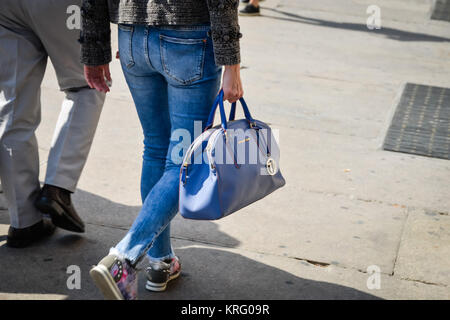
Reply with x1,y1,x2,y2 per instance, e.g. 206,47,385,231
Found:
229,102,237,121
228,99,248,122
227,96,254,123
205,90,227,130
205,90,256,131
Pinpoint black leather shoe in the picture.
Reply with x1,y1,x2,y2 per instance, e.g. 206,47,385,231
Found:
35,184,85,233
239,4,261,16
7,219,56,248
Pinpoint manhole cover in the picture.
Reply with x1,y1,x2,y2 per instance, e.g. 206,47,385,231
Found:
383,83,450,160
431,0,450,21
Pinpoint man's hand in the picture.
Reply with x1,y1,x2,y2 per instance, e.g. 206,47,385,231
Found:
84,64,111,93
222,64,243,103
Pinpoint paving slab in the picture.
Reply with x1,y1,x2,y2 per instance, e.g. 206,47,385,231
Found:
170,190,407,274
0,219,448,300
0,221,118,300
279,126,450,214
394,208,450,286
151,241,450,300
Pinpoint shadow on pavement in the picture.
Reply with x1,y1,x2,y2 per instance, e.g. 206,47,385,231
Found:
262,7,450,42
0,189,380,300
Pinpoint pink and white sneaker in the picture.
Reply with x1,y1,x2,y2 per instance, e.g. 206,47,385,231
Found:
90,254,138,300
145,256,181,292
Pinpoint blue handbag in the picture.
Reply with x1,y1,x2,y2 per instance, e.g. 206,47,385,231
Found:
179,90,286,220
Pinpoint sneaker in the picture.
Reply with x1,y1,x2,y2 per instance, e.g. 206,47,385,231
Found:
145,256,181,292
239,4,261,16
90,254,138,300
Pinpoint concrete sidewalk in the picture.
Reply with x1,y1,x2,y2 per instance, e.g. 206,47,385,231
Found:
0,0,449,299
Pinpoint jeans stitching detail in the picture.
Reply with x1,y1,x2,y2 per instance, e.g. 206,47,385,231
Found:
119,25,135,68
144,28,154,69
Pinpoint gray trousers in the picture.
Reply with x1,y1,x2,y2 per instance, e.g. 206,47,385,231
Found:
0,0,105,228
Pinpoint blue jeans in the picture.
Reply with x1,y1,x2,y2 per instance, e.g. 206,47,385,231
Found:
114,24,221,265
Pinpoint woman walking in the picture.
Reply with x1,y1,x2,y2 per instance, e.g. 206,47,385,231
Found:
80,0,243,299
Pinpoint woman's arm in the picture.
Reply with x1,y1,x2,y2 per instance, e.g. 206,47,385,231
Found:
80,0,112,92
206,0,241,66
206,0,244,103
222,64,244,104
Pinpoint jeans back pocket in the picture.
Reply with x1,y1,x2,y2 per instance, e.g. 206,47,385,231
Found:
160,34,207,85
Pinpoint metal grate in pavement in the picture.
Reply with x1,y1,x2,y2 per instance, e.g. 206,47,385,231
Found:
431,0,450,21
383,83,450,160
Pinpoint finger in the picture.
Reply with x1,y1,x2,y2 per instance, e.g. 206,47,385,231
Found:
229,89,239,103
238,84,244,98
97,75,110,92
92,81,104,93
86,77,95,89
227,93,238,103
222,89,230,102
104,65,112,82
93,77,109,93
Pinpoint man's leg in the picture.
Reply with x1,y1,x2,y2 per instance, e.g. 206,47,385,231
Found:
29,0,105,191
28,0,105,232
0,24,47,229
44,88,104,192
